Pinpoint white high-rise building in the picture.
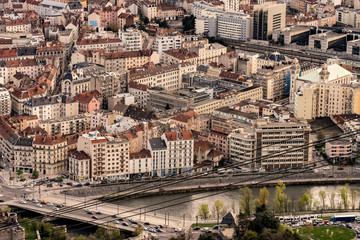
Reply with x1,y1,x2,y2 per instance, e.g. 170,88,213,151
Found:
0,88,11,116
119,28,143,51
154,34,182,57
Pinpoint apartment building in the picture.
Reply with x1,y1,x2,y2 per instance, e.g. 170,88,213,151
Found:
1,58,41,83
9,115,39,131
129,62,196,91
325,141,352,160
141,0,157,20
35,0,68,17
189,99,221,115
162,131,194,175
336,7,360,28
129,82,149,108
148,138,167,177
93,50,159,72
119,28,142,51
154,33,182,57
290,0,317,13
11,85,47,115
190,43,227,65
39,114,91,135
129,149,152,178
5,19,31,33
217,13,251,41
157,5,181,20
162,49,198,65
74,91,100,114
253,2,286,40
118,13,135,31
69,151,90,182
75,38,124,52
24,95,78,120
89,6,124,28
77,131,130,180
253,64,291,101
0,88,11,116
228,119,312,169
33,134,67,175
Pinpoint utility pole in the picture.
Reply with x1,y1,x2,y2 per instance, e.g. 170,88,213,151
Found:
183,214,185,227
85,195,86,208
196,215,198,227
64,192,66,204
140,208,142,220
144,208,146,221
117,203,119,214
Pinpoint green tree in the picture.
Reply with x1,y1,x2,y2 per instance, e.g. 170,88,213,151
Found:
274,180,288,213
182,15,195,33
243,230,258,240
32,170,39,179
19,174,25,181
319,190,326,210
351,189,358,210
105,24,118,32
239,187,254,217
340,183,350,209
298,193,310,211
17,169,23,176
249,205,280,234
159,20,169,28
57,176,63,183
143,17,149,25
213,200,226,223
255,187,270,207
198,204,210,219
132,225,143,236
329,192,336,209
307,190,313,210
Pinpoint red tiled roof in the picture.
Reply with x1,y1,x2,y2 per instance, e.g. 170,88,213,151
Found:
164,49,198,60
11,85,46,99
207,148,223,158
33,134,65,145
129,82,148,91
194,140,213,151
171,110,199,123
73,90,100,104
165,130,193,141
0,49,17,58
71,150,90,160
130,149,151,159
76,37,122,45
104,50,153,59
6,19,30,26
6,58,38,67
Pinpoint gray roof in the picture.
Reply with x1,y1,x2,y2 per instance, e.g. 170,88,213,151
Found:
17,47,37,56
149,138,167,150
24,95,71,107
68,1,83,9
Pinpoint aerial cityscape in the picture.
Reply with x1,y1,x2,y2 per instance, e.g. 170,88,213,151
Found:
0,0,360,239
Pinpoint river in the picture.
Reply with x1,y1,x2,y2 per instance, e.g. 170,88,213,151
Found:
119,184,360,221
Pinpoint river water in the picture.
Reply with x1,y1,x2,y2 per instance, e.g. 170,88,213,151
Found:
120,184,360,221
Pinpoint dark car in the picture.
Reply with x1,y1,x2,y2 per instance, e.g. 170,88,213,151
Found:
84,182,90,186
95,211,102,215
193,227,200,230
144,222,150,225
76,183,83,187
66,182,73,186
213,225,219,229
118,218,124,221
122,222,129,226
338,167,344,170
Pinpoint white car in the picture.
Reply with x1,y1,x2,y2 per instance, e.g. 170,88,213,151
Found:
356,167,360,170
32,199,39,203
20,200,26,204
53,207,60,211
46,202,53,206
323,167,330,170
114,220,120,224
36,204,43,208
251,181,258,185
17,186,24,189
175,228,183,232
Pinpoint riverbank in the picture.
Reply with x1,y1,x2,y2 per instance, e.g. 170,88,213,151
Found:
63,172,360,199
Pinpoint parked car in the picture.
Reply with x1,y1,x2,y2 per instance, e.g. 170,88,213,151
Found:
36,204,42,208
122,222,129,226
95,211,102,215
20,200,26,204
114,220,120,224
92,215,98,219
53,207,60,211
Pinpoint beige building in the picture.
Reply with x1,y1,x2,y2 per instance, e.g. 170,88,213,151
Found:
10,85,47,115
253,2,286,40
33,135,67,175
228,119,312,169
39,114,91,136
162,49,198,65
129,82,149,108
75,38,124,52
69,151,91,182
129,62,196,91
141,0,157,19
77,131,130,180
189,99,222,115
292,62,359,119
129,149,152,177
5,19,31,33
190,43,227,65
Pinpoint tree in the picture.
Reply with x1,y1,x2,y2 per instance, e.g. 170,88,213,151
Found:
105,24,118,33
32,170,39,179
307,190,313,210
19,174,25,181
182,15,195,33
274,180,288,213
298,193,310,211
249,205,280,234
239,187,254,217
198,204,210,219
17,169,23,176
198,234,217,240
319,190,326,210
213,200,226,223
243,230,258,240
159,20,169,28
329,192,336,209
57,176,63,183
143,17,149,25
255,187,270,207
132,225,143,236
351,190,358,210
340,183,350,209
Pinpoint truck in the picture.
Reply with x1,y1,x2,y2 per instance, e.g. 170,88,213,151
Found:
330,215,355,222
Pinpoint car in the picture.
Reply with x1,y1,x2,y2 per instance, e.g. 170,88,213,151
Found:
131,224,137,228
76,183,83,187
251,181,258,185
36,204,42,208
17,186,24,189
56,204,64,208
92,215,98,219
46,202,53,206
175,228,182,232
95,211,102,215
156,229,163,232
158,225,163,228
122,222,129,226
118,218,124,221
84,182,90,186
20,200,26,204
201,227,209,232
338,167,344,170
86,209,92,214
143,227,148,231
149,227,155,233
66,182,73,186
206,230,213,234
32,199,38,203
130,220,138,224
213,225,219,230
193,227,200,231
53,207,60,211
144,222,150,225
114,220,120,224
323,167,330,170
25,197,31,201
356,167,360,170
112,214,118,218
